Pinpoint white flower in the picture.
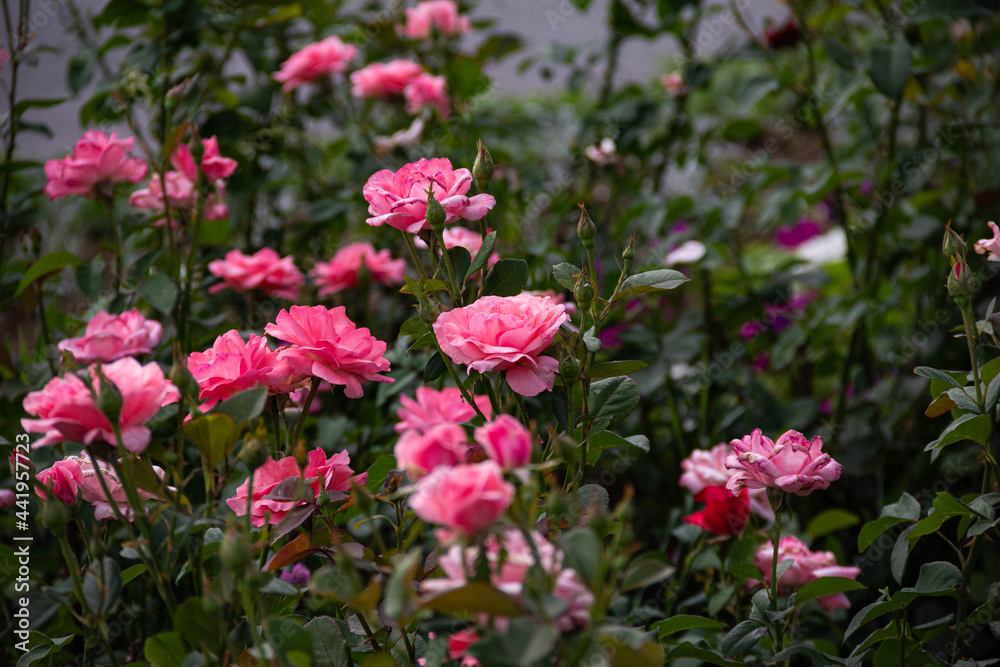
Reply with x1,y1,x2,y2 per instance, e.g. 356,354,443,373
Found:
665,240,706,265
794,228,847,266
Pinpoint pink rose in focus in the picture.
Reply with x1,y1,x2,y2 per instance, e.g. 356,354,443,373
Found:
404,73,450,116
395,423,469,479
44,130,147,199
726,429,843,497
58,308,162,364
433,294,568,397
755,536,861,611
273,36,358,91
974,221,1000,262
265,305,394,398
408,461,514,535
35,458,84,505
310,242,406,296
474,415,533,469
208,248,304,300
364,157,496,234
395,387,491,434
350,59,424,98
403,0,471,38
680,443,772,520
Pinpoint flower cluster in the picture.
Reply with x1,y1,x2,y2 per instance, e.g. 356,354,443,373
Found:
351,60,449,117
401,0,470,39
36,455,167,521
130,137,236,223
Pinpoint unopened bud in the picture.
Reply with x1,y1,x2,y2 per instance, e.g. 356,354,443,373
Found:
559,355,581,380
473,139,494,192
293,441,309,470
577,205,596,247
41,496,70,535
219,526,253,575
385,470,404,495
240,436,269,471
766,487,785,514
622,237,636,261
942,222,967,260
947,259,974,304
425,191,447,231
574,280,595,311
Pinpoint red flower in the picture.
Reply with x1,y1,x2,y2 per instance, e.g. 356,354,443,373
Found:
683,485,750,535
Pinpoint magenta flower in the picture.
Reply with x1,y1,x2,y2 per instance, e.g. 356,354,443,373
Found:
273,36,358,91
44,130,147,199
208,248,305,300
974,221,1000,262
725,429,843,497
474,415,534,470
130,139,235,222
310,242,406,296
775,219,824,249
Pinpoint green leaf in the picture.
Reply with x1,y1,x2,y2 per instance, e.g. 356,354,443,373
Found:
730,563,766,584
883,492,921,521
82,557,121,616
213,386,267,424
721,620,768,655
891,526,915,584
385,551,420,621
139,273,178,314
924,413,991,451
466,231,497,279
806,509,860,539
424,352,445,382
584,360,648,379
482,258,529,297
173,598,222,654
858,515,907,552
666,642,743,667
420,581,520,616
552,262,581,290
613,269,688,301
588,376,640,428
68,56,94,95
905,561,963,594
655,615,726,638
870,41,913,99
305,617,350,667
75,257,105,299
561,528,602,587
121,563,147,587
794,576,866,608
445,247,472,290
13,98,66,116
621,553,676,592
183,414,238,471
579,430,650,465
144,632,187,667
914,366,963,388
16,645,53,667
15,252,82,297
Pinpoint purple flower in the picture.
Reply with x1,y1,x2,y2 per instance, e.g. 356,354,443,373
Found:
775,219,823,249
280,563,311,587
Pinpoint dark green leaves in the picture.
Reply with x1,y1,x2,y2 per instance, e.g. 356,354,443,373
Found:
794,576,866,608
869,41,913,99
212,386,267,424
588,376,640,431
613,269,688,301
15,252,81,297
466,231,497,279
483,258,529,297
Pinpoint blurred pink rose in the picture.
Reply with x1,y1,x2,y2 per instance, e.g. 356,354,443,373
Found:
273,36,358,91
130,140,235,222
35,458,84,505
350,59,424,98
310,242,406,296
408,461,513,535
433,294,568,397
395,387,491,434
726,429,843,497
226,448,366,526
974,221,1000,262
447,629,480,666
474,415,533,469
200,136,238,181
58,308,162,364
364,157,496,234
208,248,304,300
403,0,471,38
679,443,772,520
44,130,147,199
404,73,450,116
755,536,861,611
76,455,164,521
395,423,469,479
265,305,394,398
661,70,688,97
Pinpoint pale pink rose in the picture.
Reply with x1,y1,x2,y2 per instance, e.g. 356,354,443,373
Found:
433,294,568,397
265,305,394,398
395,423,469,479
44,130,147,199
403,0,471,38
585,138,617,165
74,455,164,521
726,429,843,497
404,73,450,116
679,443,772,520
395,387,491,434
474,415,533,469
660,70,688,97
58,308,163,364
208,248,305,300
226,448,366,527
522,290,578,316
273,36,358,91
200,136,237,181
350,59,424,98
187,331,303,411
755,536,861,612
364,158,496,234
974,221,1000,262
310,242,406,296
35,458,84,505
408,461,513,535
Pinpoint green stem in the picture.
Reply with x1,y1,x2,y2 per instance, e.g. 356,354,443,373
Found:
771,505,783,652
291,377,320,448
401,231,429,281
434,227,463,305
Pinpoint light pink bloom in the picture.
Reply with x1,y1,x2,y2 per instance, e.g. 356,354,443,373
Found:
200,136,237,181
679,443,772,520
35,458,84,505
660,70,688,97
585,138,617,165
404,73,450,116
395,423,469,479
310,242,406,296
350,59,424,98
433,294,568,397
408,461,513,536
208,248,304,300
58,309,163,364
273,36,358,91
44,130,147,199
755,536,861,612
726,429,843,497
226,448,366,527
403,0,471,38
76,455,165,521
187,331,303,411
395,387,491,434
474,415,533,469
265,305,394,398
974,221,1000,262
364,157,496,234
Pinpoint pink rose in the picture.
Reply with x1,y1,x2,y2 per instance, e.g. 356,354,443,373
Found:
755,536,861,612
395,423,469,479
403,0,471,38
974,221,1000,262
679,443,772,520
265,305,394,398
413,227,500,275
200,136,238,181
226,448,366,526
447,629,480,666
35,458,84,505
273,36,358,91
726,429,843,497
208,248,305,300
310,242,406,296
395,387,492,434
660,70,688,97
44,130,148,199
130,140,235,222
58,308,163,364
403,73,450,116
75,455,164,521
433,294,568,397
350,59,425,98
474,415,533,469
187,331,303,411
364,157,496,234
408,461,513,535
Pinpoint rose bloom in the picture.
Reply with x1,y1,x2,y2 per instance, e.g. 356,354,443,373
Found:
974,221,1000,262
187,331,303,411
433,294,568,397
35,458,84,505
755,536,861,611
661,70,688,97
226,448,366,527
683,486,750,535
447,629,480,667
208,248,305,300
474,415,533,469
402,0,471,38
38,455,164,521
408,461,514,536
395,387,492,434
22,357,179,452
200,136,238,181
350,59,424,98
265,305,394,398
363,157,496,234
273,35,358,91
404,73,450,116
58,308,163,364
680,442,772,520
310,242,406,296
130,140,234,221
726,429,843,497
44,130,147,199
395,423,470,479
